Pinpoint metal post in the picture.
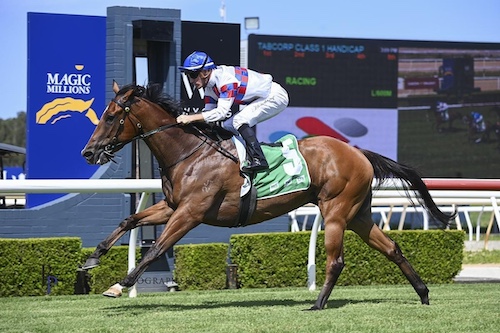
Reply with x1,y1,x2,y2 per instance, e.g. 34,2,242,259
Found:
127,191,151,298
307,212,323,291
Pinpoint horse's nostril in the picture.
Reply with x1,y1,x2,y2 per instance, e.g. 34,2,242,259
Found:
82,150,93,158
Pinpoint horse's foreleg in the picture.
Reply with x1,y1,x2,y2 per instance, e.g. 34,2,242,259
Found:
350,221,429,305
81,214,136,270
82,200,174,270
102,208,200,297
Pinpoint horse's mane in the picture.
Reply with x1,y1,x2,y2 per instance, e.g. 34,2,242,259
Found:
118,83,184,118
117,83,233,140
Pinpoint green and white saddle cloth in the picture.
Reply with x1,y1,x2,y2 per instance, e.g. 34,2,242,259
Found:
236,134,311,200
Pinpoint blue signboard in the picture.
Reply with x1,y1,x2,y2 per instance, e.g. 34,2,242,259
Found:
27,13,105,207
3,167,25,180
440,58,455,91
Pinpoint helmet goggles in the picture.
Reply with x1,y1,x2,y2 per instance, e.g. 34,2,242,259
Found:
179,51,215,78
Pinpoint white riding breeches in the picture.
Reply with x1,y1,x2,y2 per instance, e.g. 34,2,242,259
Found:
229,82,289,131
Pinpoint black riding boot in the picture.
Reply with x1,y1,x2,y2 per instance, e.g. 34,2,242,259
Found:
238,124,269,172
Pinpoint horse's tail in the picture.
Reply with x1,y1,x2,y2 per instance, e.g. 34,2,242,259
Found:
360,149,456,227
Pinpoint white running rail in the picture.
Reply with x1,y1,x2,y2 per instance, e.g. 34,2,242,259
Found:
2,178,500,294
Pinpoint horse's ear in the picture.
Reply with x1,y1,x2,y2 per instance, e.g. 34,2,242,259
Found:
112,80,120,94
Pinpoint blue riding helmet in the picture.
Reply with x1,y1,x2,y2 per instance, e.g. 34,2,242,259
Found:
471,112,483,123
179,51,216,72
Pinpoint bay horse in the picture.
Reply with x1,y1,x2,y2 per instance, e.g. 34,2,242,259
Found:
81,82,455,310
462,113,500,145
427,105,462,132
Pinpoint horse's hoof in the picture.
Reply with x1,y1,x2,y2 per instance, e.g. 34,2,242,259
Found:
82,258,100,270
305,305,322,311
102,287,122,298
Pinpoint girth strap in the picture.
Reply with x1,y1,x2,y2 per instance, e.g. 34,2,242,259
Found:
233,176,257,228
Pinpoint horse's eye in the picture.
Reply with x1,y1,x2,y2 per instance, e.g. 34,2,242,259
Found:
106,115,115,124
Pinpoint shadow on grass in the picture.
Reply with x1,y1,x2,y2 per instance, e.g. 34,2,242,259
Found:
101,297,416,315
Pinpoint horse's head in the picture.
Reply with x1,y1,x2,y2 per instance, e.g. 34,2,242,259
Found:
81,81,178,165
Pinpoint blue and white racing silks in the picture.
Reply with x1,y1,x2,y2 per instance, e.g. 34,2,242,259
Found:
202,65,273,123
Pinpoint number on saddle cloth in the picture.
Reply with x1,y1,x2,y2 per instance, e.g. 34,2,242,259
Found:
255,134,311,199
232,134,311,228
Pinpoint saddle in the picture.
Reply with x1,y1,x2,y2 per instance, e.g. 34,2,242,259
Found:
231,134,312,227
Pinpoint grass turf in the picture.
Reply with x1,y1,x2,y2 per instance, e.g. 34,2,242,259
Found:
1,284,498,333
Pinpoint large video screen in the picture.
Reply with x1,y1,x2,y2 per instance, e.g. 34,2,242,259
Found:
248,34,398,108
248,34,500,178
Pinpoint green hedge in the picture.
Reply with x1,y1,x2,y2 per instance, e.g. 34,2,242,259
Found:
0,238,139,297
80,246,139,294
0,237,82,296
173,243,228,290
0,230,465,296
229,230,464,288
229,232,311,288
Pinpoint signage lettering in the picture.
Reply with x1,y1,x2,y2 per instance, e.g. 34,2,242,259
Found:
371,89,393,97
285,77,317,86
46,73,92,94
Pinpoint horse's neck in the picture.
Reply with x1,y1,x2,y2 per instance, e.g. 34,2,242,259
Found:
143,122,201,170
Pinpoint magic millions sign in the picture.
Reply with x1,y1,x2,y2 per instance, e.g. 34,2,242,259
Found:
46,72,92,94
27,13,105,207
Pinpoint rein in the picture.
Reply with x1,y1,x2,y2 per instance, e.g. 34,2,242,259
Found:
162,136,207,169
191,126,239,163
105,95,239,166
105,97,182,152
107,122,181,152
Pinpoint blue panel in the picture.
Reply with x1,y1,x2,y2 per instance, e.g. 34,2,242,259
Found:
441,58,455,91
27,13,105,207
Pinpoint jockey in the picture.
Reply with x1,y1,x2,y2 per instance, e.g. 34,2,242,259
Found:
176,51,289,172
435,101,449,121
471,111,485,132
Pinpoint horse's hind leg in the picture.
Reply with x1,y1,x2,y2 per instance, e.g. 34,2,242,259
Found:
309,190,370,310
309,221,346,310
349,216,429,305
82,200,174,270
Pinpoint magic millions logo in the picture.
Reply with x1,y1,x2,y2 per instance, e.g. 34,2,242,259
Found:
36,64,99,125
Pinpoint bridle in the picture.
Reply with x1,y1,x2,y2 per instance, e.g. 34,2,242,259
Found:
103,89,238,167
104,94,181,154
